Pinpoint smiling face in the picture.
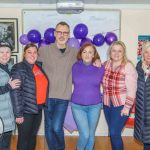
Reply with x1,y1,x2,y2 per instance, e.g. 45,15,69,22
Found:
24,47,38,64
110,44,124,63
81,46,95,64
143,46,150,65
0,47,11,65
54,24,70,48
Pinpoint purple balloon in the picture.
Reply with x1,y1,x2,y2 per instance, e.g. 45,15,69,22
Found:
64,102,77,133
67,38,80,49
44,28,55,44
93,34,105,46
38,39,48,48
73,23,88,39
80,37,92,47
27,29,41,43
105,32,118,45
19,34,29,45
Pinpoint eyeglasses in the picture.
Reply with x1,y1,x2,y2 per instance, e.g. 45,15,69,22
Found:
55,31,69,36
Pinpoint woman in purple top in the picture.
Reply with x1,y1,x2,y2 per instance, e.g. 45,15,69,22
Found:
71,43,104,150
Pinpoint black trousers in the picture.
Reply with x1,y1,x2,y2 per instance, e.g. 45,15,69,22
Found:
17,110,42,150
0,131,12,150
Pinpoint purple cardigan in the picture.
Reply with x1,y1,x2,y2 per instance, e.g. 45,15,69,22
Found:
71,61,105,105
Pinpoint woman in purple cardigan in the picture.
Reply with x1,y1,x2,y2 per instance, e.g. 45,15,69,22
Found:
71,43,104,150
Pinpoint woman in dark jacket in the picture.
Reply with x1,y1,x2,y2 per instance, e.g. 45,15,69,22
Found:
134,41,150,150
11,43,48,150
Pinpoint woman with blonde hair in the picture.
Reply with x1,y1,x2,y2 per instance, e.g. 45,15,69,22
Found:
103,41,137,150
134,41,150,150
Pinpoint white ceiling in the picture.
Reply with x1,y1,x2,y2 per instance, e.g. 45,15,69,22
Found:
0,0,150,4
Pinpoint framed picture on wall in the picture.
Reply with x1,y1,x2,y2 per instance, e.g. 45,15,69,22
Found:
10,54,18,65
0,18,18,53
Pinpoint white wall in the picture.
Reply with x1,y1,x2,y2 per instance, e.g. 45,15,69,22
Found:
0,4,150,136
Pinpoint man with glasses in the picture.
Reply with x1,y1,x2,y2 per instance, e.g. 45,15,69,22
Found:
38,22,77,150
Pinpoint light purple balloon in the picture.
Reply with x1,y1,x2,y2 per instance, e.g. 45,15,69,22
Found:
105,32,118,45
38,39,48,48
19,34,29,45
67,38,80,49
80,37,92,47
64,102,77,133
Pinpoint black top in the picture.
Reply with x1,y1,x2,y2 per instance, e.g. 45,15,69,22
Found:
59,48,66,53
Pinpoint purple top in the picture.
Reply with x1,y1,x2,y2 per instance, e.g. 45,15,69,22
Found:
71,61,105,105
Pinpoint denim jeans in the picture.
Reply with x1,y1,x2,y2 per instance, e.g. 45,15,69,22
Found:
44,98,69,150
103,104,129,150
71,103,102,150
144,143,150,150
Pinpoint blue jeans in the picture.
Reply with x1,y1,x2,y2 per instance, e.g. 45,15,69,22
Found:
103,105,129,150
44,98,69,150
72,103,102,150
144,143,150,150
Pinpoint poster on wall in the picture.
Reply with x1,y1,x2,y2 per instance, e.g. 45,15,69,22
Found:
137,35,150,61
125,105,135,128
0,18,18,53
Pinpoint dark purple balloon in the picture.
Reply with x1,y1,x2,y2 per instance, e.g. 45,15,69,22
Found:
105,32,118,45
67,38,80,49
80,37,92,47
44,28,55,44
73,23,88,39
93,34,105,46
38,39,48,48
19,34,29,45
27,29,41,43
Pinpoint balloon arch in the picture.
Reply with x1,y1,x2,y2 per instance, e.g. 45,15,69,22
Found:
20,23,118,49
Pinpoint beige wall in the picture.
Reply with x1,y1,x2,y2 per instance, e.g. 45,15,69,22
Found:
121,9,150,65
0,5,150,135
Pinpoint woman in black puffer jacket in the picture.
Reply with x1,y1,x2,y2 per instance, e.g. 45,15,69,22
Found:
11,43,48,150
134,41,150,150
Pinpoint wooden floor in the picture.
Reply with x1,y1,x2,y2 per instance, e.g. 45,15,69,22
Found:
10,136,143,150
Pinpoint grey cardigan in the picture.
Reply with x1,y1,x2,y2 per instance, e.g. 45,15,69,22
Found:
38,43,77,100
0,63,15,132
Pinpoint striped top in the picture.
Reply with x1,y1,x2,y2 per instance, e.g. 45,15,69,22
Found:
103,60,137,110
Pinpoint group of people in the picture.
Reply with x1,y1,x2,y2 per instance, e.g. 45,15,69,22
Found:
0,21,149,150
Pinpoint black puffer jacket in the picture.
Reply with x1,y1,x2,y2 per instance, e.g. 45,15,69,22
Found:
10,59,48,117
134,61,150,143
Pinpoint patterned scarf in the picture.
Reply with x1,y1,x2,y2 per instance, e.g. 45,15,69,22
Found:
142,61,150,80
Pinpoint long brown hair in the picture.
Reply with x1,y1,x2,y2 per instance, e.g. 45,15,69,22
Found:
77,43,100,62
